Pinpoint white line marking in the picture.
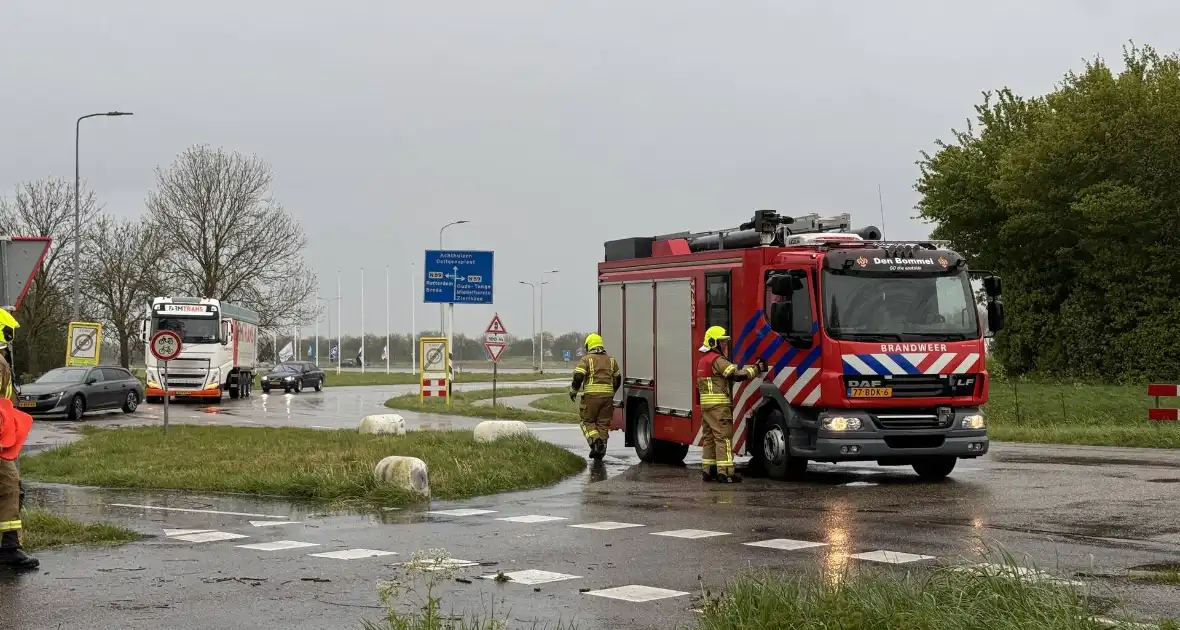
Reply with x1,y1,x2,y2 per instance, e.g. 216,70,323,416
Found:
651,529,730,539
496,515,568,523
480,570,581,585
871,354,907,375
162,529,214,537
843,481,879,487
569,521,645,531
427,508,497,517
923,352,956,374
841,355,874,376
248,520,300,527
111,503,288,519
851,550,936,564
237,540,320,551
585,585,690,603
952,353,980,373
743,538,828,551
310,549,398,560
171,531,250,543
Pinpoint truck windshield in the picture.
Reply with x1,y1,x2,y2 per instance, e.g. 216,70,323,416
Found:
821,270,978,341
152,315,220,345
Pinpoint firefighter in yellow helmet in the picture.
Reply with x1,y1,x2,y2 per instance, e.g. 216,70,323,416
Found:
696,325,765,483
0,308,38,569
569,333,621,460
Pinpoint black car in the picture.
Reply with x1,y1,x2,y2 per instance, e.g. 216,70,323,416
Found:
16,366,144,421
261,362,324,394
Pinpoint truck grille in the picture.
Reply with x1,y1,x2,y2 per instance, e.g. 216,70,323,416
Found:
844,374,979,399
872,408,952,430
166,373,207,388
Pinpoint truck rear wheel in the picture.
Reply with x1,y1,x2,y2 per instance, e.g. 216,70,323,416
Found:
911,457,957,481
759,408,807,480
632,402,687,465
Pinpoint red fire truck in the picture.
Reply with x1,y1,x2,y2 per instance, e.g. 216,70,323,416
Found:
599,210,1005,480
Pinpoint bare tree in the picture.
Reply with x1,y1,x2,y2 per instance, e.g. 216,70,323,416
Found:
81,215,166,367
146,144,316,327
0,178,101,375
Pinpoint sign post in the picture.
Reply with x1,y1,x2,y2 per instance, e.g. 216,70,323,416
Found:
65,321,103,367
150,330,183,435
419,336,451,406
423,250,495,394
484,313,508,406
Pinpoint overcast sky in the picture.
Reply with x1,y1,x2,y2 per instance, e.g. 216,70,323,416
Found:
1,1,1173,339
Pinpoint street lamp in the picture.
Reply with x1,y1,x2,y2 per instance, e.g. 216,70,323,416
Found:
73,111,133,322
316,296,339,367
539,269,559,373
437,220,470,333
518,281,543,370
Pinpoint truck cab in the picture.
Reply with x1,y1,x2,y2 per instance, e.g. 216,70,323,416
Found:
143,297,259,402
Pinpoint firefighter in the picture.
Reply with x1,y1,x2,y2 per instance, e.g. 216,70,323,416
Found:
0,309,37,570
697,325,765,483
569,333,621,460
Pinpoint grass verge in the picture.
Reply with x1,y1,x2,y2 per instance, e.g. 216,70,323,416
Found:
21,508,143,552
385,387,577,424
21,426,585,506
696,564,1170,630
530,392,578,415
986,380,1180,448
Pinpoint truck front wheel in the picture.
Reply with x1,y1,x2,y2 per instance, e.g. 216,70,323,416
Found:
759,408,807,480
911,457,957,481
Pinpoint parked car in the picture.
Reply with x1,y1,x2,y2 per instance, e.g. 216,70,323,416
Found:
15,366,144,421
261,362,325,394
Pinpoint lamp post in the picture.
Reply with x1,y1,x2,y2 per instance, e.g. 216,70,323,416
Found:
316,296,338,367
74,111,133,322
437,220,469,333
539,269,559,373
519,281,541,371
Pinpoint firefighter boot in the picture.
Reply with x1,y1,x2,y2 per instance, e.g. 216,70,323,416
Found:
715,469,742,484
0,531,39,571
702,465,718,482
590,439,606,461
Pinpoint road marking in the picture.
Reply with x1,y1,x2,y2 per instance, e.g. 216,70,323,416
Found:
310,549,398,560
404,558,479,571
952,563,1084,586
585,585,690,603
171,531,250,543
842,481,879,487
850,550,936,564
162,529,214,537
427,509,498,517
569,521,645,531
248,520,301,527
651,529,730,540
481,570,580,585
111,503,288,519
743,538,828,551
496,515,568,523
237,540,320,552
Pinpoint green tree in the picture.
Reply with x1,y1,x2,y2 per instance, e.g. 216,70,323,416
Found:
917,44,1180,381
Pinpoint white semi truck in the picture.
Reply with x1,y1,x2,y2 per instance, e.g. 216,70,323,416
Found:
143,296,260,403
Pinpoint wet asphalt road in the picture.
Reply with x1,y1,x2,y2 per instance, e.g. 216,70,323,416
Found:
6,386,1180,629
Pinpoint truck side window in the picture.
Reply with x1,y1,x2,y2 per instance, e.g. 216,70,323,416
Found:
704,273,730,332
764,270,814,335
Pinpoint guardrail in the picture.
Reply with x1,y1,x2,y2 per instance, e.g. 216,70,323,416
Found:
1148,384,1178,421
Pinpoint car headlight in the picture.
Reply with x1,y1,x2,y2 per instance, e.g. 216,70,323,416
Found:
284,375,295,381
961,414,986,430
822,416,862,432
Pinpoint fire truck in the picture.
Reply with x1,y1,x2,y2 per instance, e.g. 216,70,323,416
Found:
143,297,260,403
600,210,1005,480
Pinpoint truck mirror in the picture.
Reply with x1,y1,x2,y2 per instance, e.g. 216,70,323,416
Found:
768,274,793,296
770,301,793,333
983,275,1002,298
987,300,1005,332
220,321,231,345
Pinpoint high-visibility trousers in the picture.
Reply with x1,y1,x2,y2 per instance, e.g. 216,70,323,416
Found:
579,394,613,447
700,405,735,474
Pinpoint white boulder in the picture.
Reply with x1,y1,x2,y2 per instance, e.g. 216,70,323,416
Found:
473,420,530,443
373,456,430,497
359,414,407,436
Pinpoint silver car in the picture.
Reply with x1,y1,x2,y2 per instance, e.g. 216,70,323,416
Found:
16,366,145,421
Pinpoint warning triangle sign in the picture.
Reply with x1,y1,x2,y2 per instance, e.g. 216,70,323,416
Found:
485,313,507,335
484,342,506,362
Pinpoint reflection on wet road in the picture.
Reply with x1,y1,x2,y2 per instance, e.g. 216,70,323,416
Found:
9,385,1180,629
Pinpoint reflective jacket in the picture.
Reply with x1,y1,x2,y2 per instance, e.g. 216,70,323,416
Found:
696,351,757,408
571,351,621,396
0,354,31,460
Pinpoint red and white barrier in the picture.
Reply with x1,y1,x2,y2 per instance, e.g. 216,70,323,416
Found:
1148,384,1179,421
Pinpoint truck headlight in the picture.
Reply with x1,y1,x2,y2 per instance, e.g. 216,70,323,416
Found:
961,414,986,430
822,416,862,432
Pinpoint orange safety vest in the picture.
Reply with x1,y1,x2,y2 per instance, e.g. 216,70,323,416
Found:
0,398,33,460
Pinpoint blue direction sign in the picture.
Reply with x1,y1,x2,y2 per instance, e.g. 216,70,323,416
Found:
423,250,494,305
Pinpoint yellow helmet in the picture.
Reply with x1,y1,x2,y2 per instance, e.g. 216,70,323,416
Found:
703,325,729,349
0,308,18,345
584,333,604,351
